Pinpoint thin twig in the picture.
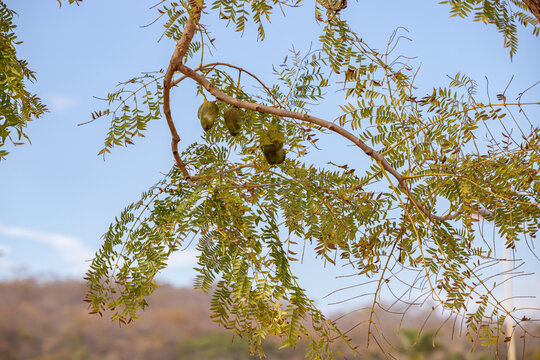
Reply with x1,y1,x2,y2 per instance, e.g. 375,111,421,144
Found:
172,61,283,107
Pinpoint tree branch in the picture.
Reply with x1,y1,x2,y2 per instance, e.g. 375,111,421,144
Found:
191,163,256,181
177,63,456,222
173,62,284,108
163,6,203,186
524,0,540,22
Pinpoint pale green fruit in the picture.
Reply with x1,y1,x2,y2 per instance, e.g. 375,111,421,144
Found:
263,147,286,165
263,126,284,152
223,106,243,136
198,100,219,132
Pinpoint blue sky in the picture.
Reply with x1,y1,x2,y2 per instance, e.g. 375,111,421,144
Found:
1,0,540,315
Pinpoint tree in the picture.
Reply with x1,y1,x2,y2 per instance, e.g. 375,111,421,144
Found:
0,1,47,161
5,0,539,358
398,329,443,360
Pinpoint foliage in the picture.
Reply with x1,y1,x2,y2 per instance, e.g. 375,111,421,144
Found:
77,0,540,358
440,0,540,58
398,329,443,360
0,1,47,162
57,0,84,6
90,70,164,157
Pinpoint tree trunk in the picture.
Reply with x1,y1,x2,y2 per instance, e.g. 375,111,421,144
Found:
524,0,540,22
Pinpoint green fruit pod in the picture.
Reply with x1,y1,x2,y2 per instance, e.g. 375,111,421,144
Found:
223,106,243,136
264,139,283,152
262,147,286,165
263,126,284,152
197,100,219,132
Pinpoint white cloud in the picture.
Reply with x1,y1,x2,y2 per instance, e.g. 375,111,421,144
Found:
0,244,9,256
45,93,79,112
0,222,92,274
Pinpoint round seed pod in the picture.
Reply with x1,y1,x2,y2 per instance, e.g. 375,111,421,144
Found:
262,147,286,165
197,100,219,132
261,144,279,154
263,126,284,152
263,139,283,153
223,106,243,136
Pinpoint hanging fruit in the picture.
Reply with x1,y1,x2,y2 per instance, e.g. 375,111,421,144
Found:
223,106,243,136
197,99,219,132
261,125,286,165
263,147,286,165
262,125,284,152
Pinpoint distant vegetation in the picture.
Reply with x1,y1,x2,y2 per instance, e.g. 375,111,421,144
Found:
1,279,538,359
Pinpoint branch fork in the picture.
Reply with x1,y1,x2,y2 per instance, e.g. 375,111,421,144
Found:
163,5,467,222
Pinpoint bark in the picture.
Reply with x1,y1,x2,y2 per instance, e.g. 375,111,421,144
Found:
163,9,202,185
524,0,540,22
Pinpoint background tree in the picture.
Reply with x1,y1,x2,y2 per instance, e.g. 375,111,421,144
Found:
0,1,47,162
16,0,536,358
397,329,443,360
